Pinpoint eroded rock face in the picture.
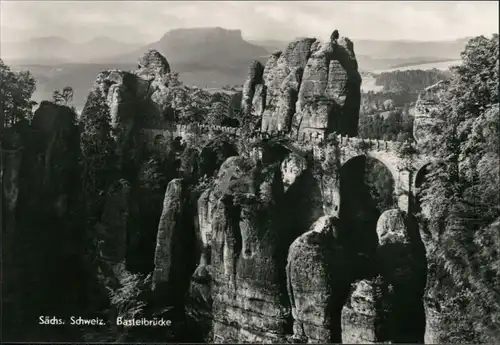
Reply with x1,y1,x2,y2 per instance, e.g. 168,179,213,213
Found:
136,49,171,78
2,149,23,215
261,38,317,133
1,146,23,235
319,143,342,217
423,287,446,344
341,210,427,344
280,152,308,192
375,209,426,343
153,179,184,289
413,80,448,143
2,104,86,342
82,49,173,150
242,60,265,116
252,84,267,119
91,70,141,131
185,187,217,342
152,178,196,308
29,102,80,217
209,156,293,343
243,31,361,137
286,216,351,343
97,179,132,264
195,188,217,276
341,279,381,344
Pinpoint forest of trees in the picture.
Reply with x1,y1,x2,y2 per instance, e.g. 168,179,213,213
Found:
0,59,37,130
358,108,414,141
361,69,452,116
419,34,499,342
375,68,452,94
358,68,453,142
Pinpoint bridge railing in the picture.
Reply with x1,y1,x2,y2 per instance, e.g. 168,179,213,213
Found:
142,122,414,152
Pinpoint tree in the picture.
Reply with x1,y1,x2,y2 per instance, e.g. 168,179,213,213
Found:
421,34,500,342
207,101,228,125
80,91,117,218
0,59,37,129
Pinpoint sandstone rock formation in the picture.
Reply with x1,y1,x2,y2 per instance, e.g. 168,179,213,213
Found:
413,80,448,143
152,178,196,308
2,148,22,216
2,103,87,343
375,209,426,343
29,102,81,216
5,31,448,344
185,187,217,342
280,152,308,192
241,30,361,137
341,279,382,344
97,179,132,265
286,216,351,343
340,209,427,344
153,179,184,289
207,156,293,343
194,188,217,277
81,49,173,147
242,60,265,116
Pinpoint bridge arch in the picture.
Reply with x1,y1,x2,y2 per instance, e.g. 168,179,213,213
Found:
338,155,395,266
199,137,239,177
414,162,432,191
339,151,401,191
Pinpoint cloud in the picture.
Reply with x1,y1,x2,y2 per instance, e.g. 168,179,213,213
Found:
0,1,498,43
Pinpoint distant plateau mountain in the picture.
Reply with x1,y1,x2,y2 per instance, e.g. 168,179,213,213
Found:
1,27,472,111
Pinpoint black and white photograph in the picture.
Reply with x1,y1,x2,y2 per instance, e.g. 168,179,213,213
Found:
1,1,499,343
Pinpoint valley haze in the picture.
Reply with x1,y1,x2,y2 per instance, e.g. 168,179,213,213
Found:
1,1,498,111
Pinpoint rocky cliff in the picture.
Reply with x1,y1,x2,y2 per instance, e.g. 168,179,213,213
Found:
2,102,87,342
242,30,361,137
287,216,351,343
3,30,445,345
413,80,448,143
75,39,430,344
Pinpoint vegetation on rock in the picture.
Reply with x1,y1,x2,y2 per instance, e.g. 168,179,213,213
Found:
2,33,499,344
419,34,499,343
0,59,37,130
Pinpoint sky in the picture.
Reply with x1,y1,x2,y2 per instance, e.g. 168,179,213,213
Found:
0,1,498,44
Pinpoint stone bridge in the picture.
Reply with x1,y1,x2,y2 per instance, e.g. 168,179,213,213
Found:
142,123,435,214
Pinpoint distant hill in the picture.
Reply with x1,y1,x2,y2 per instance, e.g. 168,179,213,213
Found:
1,36,139,63
9,62,251,113
2,28,474,113
372,59,463,74
115,27,269,68
8,63,137,112
247,39,289,54
352,38,470,60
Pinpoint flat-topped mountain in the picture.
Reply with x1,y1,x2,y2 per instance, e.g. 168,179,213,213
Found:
2,28,472,114
115,27,269,67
